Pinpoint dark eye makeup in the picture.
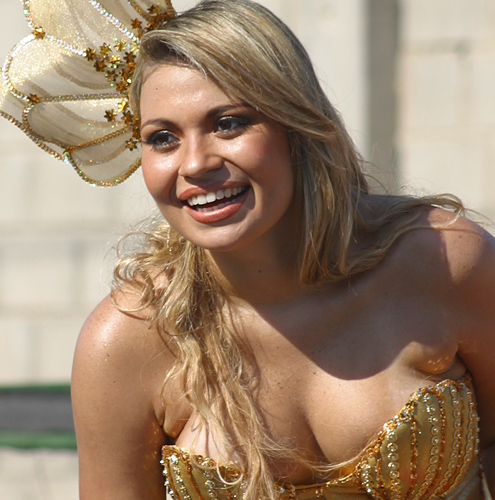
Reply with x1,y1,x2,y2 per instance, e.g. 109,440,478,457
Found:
214,115,250,135
142,130,179,150
142,110,253,151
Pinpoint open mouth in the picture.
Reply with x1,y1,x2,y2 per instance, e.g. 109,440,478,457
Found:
186,186,249,213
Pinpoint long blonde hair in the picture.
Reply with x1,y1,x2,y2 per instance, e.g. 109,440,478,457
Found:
116,1,463,499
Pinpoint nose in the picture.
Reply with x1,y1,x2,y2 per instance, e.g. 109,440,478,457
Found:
177,134,223,179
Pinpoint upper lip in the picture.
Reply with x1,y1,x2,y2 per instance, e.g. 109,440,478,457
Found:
178,182,249,202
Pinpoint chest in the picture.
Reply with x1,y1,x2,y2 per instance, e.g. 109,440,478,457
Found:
236,289,461,470
168,282,462,481
163,374,480,497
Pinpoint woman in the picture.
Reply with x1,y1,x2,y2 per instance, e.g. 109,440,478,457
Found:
1,0,493,498
71,2,495,499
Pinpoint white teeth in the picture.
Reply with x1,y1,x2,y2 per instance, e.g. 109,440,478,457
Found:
186,186,246,207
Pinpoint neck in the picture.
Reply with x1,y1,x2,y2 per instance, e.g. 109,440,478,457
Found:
206,230,303,306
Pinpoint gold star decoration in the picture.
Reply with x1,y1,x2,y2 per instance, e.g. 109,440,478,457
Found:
104,110,116,122
85,48,97,61
116,80,128,94
148,5,161,16
118,99,129,113
99,43,112,57
115,40,127,52
94,59,106,72
84,5,176,149
106,70,117,83
122,110,133,125
108,56,121,69
124,52,136,64
125,138,138,150
131,18,143,31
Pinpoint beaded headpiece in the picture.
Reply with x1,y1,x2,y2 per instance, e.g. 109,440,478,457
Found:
0,0,176,186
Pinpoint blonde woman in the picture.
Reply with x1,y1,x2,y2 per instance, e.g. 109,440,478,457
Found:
71,1,495,498
1,0,492,499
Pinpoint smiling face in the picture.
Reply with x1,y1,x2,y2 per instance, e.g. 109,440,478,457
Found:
140,64,296,253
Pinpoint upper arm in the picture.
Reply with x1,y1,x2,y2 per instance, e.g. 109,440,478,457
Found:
444,218,495,450
72,295,172,500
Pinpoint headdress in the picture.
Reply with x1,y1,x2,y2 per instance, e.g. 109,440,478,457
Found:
0,0,176,186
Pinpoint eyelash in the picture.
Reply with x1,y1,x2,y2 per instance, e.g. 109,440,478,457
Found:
142,114,251,152
214,115,250,135
142,130,178,151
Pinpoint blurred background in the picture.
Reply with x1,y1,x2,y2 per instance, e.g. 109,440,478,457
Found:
0,0,494,498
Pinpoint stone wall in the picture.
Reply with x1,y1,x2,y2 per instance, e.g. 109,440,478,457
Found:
397,0,495,224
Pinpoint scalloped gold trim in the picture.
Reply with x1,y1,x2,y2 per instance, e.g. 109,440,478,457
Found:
63,151,141,187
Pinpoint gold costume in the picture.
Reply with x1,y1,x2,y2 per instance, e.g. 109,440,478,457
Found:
161,376,482,500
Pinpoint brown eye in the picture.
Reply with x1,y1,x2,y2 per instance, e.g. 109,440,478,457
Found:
143,130,179,151
215,116,249,135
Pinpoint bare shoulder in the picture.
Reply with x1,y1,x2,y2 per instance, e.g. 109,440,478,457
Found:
387,205,495,331
72,292,175,499
424,207,495,284
435,211,495,445
73,289,177,426
74,291,174,402
403,207,495,448
376,203,494,283
75,291,172,375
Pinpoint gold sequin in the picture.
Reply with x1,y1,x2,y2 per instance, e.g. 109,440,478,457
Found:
161,376,481,500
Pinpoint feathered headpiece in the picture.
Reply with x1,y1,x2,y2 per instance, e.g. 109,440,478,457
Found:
0,0,176,186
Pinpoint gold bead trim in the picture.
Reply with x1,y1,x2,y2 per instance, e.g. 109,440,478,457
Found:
158,376,481,500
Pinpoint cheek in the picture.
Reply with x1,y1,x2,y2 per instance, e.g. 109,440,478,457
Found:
141,152,175,201
257,137,293,190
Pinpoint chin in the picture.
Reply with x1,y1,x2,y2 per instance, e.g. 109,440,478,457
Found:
185,234,253,254
174,225,261,254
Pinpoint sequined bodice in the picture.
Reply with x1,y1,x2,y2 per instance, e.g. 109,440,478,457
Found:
161,376,481,500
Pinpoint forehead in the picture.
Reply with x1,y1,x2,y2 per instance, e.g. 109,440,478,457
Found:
140,64,235,111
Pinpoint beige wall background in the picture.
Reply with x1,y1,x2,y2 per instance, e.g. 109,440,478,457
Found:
398,0,495,223
0,0,494,498
0,0,370,387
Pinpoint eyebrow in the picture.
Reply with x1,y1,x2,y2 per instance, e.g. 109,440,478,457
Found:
140,103,250,130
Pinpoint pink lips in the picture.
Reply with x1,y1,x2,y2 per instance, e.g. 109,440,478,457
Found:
183,188,250,223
